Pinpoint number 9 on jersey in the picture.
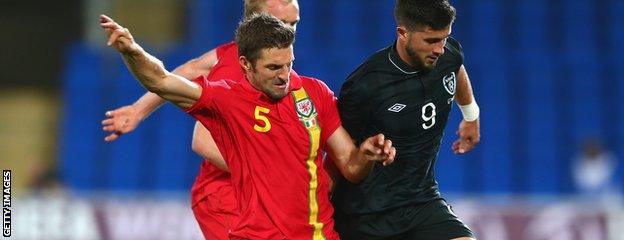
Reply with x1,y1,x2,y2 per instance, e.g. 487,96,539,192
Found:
421,103,436,129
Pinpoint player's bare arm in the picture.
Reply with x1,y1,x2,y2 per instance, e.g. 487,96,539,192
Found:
452,64,480,154
322,156,340,191
115,53,220,125
191,122,228,171
325,126,396,183
101,28,219,141
174,49,219,80
100,14,201,109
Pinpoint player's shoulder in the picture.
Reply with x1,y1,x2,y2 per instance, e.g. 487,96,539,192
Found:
300,75,324,86
355,45,394,76
216,41,237,52
346,45,392,84
211,78,240,88
441,37,464,63
296,75,338,105
299,75,333,94
195,75,240,90
445,37,462,52
340,46,393,97
215,41,238,58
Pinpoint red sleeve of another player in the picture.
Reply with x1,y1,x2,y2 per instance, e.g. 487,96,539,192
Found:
215,41,236,59
313,79,341,144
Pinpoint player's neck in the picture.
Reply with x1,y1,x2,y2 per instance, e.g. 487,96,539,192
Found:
244,75,263,94
395,39,415,68
244,75,284,102
391,39,421,74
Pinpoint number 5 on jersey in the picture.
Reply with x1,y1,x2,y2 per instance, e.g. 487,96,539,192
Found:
254,106,271,132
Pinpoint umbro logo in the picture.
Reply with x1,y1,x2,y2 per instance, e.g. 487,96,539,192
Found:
388,103,406,112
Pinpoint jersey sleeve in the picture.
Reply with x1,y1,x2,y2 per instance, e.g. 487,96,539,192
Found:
184,75,228,118
337,74,373,145
311,79,341,145
445,37,464,66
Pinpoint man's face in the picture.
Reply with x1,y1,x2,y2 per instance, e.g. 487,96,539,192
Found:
401,24,452,71
243,46,294,100
264,0,300,31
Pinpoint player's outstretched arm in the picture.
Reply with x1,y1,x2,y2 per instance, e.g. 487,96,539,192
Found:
101,50,218,141
127,49,218,117
325,127,396,183
101,44,218,141
453,65,480,154
191,121,228,171
99,15,200,109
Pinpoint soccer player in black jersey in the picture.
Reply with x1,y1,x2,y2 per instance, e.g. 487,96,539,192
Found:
332,0,480,239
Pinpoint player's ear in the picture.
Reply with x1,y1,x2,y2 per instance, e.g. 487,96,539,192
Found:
239,56,252,71
397,26,408,43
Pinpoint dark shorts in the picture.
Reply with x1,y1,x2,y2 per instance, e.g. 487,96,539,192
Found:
334,199,475,240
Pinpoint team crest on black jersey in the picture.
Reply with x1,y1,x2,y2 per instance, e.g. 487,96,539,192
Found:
443,72,456,95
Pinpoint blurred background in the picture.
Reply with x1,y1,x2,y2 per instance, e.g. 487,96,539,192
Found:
1,0,623,239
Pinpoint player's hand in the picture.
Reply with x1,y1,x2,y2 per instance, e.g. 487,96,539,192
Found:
99,15,140,54
101,105,142,142
360,134,396,166
452,119,480,154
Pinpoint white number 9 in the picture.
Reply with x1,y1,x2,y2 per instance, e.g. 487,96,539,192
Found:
421,102,436,129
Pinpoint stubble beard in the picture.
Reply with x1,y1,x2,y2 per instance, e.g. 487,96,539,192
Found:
262,79,289,100
250,69,289,100
406,43,436,72
266,88,288,100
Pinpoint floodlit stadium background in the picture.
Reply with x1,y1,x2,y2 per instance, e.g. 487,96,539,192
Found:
1,0,623,239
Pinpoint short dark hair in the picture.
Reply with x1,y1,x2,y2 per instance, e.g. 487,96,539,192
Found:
394,0,456,31
235,13,295,66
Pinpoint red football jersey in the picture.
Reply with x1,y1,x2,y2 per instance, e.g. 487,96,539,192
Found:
190,42,240,207
190,42,241,240
190,41,304,206
186,71,341,240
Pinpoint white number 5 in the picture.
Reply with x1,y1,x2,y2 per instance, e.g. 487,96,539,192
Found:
421,103,436,129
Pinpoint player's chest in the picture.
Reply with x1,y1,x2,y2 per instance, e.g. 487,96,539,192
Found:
373,70,457,135
223,96,317,142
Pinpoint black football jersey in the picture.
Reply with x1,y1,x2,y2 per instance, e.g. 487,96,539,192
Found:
333,38,464,215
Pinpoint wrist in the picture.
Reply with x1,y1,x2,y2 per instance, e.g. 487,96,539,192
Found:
121,43,143,57
131,103,149,121
134,92,166,121
459,100,479,121
348,149,369,171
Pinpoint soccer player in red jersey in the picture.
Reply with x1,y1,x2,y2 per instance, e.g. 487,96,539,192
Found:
100,13,396,240
101,1,301,239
